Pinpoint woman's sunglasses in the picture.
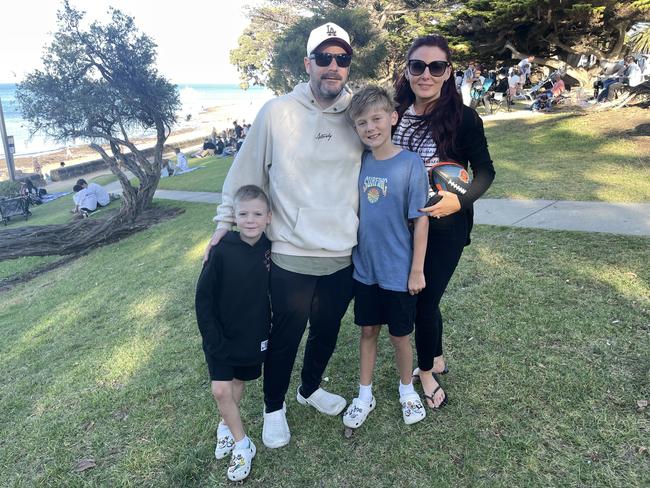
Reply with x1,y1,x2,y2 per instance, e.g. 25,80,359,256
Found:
309,52,353,68
407,60,451,77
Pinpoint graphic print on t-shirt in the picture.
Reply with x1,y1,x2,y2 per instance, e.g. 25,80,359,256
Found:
362,176,388,204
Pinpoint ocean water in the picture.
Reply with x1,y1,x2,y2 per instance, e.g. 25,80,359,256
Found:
0,83,273,157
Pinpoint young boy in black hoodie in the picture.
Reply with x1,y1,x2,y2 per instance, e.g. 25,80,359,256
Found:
195,185,271,482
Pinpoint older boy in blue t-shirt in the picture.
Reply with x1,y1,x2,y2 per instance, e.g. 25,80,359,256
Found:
343,85,430,429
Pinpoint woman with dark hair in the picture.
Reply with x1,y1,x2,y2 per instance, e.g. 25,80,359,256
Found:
393,34,496,409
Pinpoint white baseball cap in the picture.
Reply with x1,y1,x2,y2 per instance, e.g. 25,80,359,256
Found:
306,22,352,56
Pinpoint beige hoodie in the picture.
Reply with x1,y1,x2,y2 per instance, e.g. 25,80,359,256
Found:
215,83,364,257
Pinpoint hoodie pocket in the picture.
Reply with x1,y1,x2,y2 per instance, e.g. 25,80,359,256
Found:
292,207,359,251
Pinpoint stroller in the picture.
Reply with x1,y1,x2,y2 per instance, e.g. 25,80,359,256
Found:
522,70,559,100
470,77,495,114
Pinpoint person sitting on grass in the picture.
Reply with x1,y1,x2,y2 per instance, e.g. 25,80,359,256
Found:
161,159,174,178
72,184,97,218
531,87,551,112
76,179,110,207
195,185,272,482
341,85,430,430
175,147,189,172
193,139,216,158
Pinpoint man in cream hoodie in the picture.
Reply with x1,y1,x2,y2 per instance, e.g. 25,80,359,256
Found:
203,22,363,449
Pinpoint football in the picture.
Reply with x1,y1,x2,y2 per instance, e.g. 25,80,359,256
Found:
430,161,472,196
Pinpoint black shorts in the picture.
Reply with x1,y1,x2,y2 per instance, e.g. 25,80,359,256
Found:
204,351,262,381
353,280,417,337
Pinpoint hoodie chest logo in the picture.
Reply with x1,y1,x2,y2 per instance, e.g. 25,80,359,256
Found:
316,132,333,142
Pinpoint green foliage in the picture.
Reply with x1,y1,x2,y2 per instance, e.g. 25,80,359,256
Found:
232,1,451,90
229,5,298,88
0,180,21,198
630,25,650,53
15,1,183,218
267,8,388,94
16,2,180,144
443,0,650,67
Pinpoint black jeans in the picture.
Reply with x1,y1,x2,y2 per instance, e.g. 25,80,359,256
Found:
415,212,468,371
264,263,354,413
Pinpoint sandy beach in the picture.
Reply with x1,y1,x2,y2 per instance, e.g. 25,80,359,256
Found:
0,93,274,180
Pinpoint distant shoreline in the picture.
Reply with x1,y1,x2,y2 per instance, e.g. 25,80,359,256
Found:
0,83,273,167
0,92,274,180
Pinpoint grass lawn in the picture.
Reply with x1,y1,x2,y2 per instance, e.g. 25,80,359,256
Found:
157,156,232,192
74,156,233,193
1,201,648,487
484,107,650,202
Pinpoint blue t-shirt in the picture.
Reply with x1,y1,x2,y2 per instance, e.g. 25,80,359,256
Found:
352,149,429,292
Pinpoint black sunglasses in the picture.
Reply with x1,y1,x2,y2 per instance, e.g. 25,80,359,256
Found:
407,60,451,77
310,52,353,68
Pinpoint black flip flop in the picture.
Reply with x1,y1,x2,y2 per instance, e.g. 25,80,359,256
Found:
423,373,448,410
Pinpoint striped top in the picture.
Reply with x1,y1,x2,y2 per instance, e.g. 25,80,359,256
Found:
392,105,439,175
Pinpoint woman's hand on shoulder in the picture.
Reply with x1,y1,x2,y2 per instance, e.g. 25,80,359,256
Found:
419,191,461,219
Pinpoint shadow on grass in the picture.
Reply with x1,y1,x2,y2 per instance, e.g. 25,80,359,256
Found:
1,208,648,486
484,112,650,202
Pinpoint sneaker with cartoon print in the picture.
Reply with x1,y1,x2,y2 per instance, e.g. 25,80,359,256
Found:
227,438,256,482
214,420,235,460
400,393,426,425
343,396,376,429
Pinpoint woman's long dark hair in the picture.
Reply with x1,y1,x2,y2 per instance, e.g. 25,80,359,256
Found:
394,34,464,160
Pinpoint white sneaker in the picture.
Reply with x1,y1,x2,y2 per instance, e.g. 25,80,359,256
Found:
227,439,256,482
296,386,347,416
400,393,426,425
262,403,290,449
342,397,376,429
214,420,235,460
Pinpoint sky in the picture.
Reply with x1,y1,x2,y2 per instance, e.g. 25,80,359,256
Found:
0,0,261,84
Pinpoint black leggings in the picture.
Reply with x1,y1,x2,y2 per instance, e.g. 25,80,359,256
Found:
415,212,468,371
263,263,354,413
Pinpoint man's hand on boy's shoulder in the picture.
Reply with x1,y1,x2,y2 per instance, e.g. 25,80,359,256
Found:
203,228,229,264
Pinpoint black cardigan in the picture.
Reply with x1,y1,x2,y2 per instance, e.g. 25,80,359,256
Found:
447,105,496,210
195,231,271,366
396,105,496,245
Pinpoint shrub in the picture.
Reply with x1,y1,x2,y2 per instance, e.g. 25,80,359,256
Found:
0,180,22,198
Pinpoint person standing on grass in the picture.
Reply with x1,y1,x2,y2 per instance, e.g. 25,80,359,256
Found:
202,22,363,449
195,185,272,482
341,85,430,430
518,55,534,89
461,61,476,106
393,34,495,409
508,67,521,99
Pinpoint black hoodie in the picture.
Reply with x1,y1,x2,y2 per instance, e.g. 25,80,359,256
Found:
195,231,271,366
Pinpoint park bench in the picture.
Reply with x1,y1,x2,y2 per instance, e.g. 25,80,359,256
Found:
0,197,31,225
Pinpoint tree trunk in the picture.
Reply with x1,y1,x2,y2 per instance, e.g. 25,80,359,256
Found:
0,207,184,261
503,41,601,87
89,142,162,222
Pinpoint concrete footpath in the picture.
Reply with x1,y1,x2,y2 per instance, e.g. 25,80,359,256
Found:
474,199,650,237
78,177,647,237
130,186,649,237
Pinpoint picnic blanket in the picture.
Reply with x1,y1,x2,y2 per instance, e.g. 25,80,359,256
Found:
41,191,71,203
175,166,204,176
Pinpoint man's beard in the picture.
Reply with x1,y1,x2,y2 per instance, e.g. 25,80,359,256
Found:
314,75,345,100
